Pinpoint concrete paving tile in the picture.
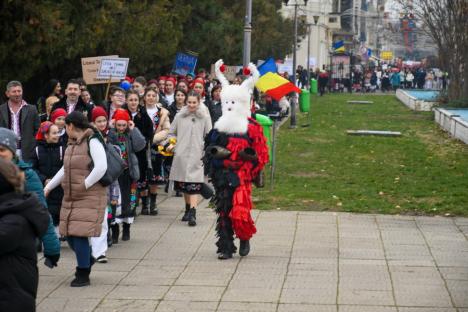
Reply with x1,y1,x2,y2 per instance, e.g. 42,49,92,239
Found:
36,298,100,312
439,267,468,280
446,279,468,307
394,285,453,307
164,285,225,301
155,300,218,311
37,275,68,299
278,303,337,312
280,287,337,305
390,266,445,286
339,248,385,260
284,275,337,290
106,285,169,300
338,305,397,312
338,289,394,305
223,286,283,303
387,259,435,267
48,284,114,299
121,265,183,286
175,271,233,286
398,308,456,312
217,301,277,311
432,251,468,267
94,299,159,312
91,258,140,272
86,270,127,285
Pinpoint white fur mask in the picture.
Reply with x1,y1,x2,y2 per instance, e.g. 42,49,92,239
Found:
213,59,259,134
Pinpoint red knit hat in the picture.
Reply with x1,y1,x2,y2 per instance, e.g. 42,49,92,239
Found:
158,76,167,82
35,121,53,141
113,108,130,122
91,106,108,123
190,78,206,96
50,108,67,124
166,77,176,86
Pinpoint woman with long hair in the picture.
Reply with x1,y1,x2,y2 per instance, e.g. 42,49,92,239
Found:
167,91,212,226
141,87,170,215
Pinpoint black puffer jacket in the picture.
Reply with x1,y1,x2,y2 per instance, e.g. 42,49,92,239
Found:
51,96,92,121
31,141,65,226
0,192,49,312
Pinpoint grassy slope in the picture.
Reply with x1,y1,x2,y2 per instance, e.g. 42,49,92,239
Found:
254,93,468,216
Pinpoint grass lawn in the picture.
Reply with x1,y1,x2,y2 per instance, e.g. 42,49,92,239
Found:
253,93,468,216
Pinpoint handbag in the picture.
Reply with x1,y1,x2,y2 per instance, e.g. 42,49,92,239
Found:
88,135,125,187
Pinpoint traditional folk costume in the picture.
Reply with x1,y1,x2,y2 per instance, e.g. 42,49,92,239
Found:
204,60,269,259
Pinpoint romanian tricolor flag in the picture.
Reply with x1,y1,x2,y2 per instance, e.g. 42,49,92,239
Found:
255,72,301,101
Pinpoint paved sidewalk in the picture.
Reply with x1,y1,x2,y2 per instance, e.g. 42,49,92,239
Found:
37,194,468,312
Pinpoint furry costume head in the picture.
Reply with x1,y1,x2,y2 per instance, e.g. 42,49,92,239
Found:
214,59,260,134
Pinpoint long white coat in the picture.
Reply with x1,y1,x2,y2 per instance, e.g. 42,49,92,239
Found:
168,105,212,183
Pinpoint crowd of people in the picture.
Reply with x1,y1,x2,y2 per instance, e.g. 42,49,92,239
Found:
0,61,269,310
295,65,449,95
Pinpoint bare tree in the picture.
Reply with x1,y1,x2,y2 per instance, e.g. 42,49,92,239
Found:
398,0,468,102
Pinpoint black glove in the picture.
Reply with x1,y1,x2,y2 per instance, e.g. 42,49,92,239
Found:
44,254,60,268
238,147,257,161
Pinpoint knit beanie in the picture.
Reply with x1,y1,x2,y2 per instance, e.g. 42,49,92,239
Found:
0,128,18,155
35,121,53,141
166,77,176,86
50,108,67,124
113,108,130,122
91,106,108,123
191,78,206,96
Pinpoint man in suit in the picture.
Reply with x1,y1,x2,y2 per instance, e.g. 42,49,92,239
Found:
51,79,92,119
0,81,40,162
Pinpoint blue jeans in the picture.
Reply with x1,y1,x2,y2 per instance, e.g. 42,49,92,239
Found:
67,236,91,268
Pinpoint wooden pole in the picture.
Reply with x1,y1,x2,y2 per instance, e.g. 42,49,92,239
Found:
104,75,113,101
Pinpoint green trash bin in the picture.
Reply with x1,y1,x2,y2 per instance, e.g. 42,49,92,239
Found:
299,89,310,113
310,78,318,94
255,113,273,159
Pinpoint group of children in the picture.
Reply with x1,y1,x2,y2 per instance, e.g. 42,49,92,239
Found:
33,81,212,264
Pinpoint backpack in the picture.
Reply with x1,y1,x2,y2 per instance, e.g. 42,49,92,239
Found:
88,132,125,187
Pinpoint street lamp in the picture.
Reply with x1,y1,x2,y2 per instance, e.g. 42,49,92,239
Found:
306,15,319,88
283,0,309,129
243,0,252,67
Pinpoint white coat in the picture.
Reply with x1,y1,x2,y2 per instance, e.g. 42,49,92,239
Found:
168,105,212,183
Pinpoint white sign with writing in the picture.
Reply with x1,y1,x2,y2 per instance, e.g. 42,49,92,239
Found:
97,58,129,79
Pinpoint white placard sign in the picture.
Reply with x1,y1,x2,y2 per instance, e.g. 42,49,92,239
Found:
97,58,129,79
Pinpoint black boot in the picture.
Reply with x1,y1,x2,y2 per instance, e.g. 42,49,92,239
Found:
149,194,158,215
107,220,113,247
218,252,233,260
188,208,196,226
122,223,130,241
239,240,250,257
70,267,90,287
140,196,149,215
181,203,190,222
111,224,119,244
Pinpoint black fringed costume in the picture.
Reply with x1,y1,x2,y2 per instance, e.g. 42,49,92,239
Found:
205,117,269,257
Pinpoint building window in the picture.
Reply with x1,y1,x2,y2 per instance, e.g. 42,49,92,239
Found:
329,17,338,23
